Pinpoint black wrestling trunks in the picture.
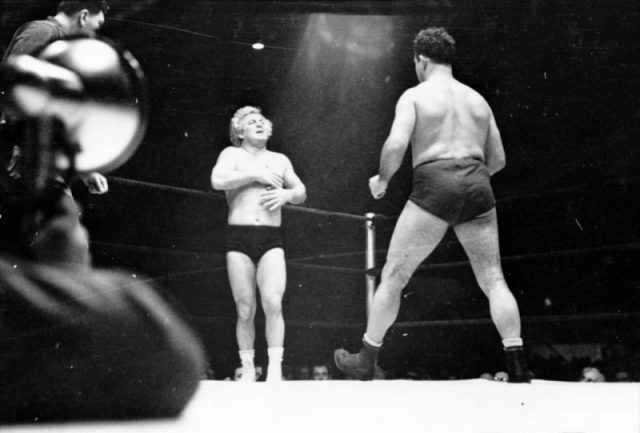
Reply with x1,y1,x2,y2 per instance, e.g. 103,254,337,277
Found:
225,225,284,263
409,157,496,225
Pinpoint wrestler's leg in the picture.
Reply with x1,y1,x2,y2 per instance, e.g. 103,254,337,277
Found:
366,201,449,342
335,201,449,379
453,209,530,382
257,247,286,381
257,247,286,347
452,209,520,339
227,251,258,381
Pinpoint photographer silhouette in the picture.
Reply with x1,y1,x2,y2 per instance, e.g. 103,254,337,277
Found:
0,38,205,422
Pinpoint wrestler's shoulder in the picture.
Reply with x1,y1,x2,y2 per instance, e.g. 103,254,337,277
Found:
456,81,490,104
219,146,242,157
266,150,291,162
401,86,420,99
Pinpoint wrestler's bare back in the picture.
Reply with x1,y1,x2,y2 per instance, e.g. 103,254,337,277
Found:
225,147,289,226
409,76,494,166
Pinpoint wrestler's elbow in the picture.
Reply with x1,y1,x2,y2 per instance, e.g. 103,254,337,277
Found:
211,176,223,190
385,136,409,154
291,185,307,204
488,155,506,175
211,170,228,190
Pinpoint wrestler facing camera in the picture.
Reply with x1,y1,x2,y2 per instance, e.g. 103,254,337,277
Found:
334,27,530,382
211,106,306,382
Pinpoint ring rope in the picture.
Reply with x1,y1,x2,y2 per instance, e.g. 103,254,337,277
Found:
91,240,224,259
113,240,640,287
108,176,374,221
91,240,640,276
497,174,640,205
109,176,214,198
107,174,640,224
189,311,640,329
395,311,640,328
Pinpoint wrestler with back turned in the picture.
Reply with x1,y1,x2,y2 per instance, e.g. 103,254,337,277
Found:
334,27,530,383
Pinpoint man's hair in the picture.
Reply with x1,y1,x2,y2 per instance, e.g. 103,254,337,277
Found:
57,1,110,16
229,106,272,146
413,27,456,65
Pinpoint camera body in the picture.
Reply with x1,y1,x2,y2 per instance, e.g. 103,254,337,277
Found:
0,37,147,257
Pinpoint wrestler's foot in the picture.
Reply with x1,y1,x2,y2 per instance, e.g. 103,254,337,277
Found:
266,367,282,382
240,364,256,382
334,341,379,381
505,347,531,383
267,347,283,382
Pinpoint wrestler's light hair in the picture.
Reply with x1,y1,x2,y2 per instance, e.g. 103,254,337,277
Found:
229,106,273,147
413,27,456,65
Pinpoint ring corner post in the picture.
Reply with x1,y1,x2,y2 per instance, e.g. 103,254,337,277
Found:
365,212,376,319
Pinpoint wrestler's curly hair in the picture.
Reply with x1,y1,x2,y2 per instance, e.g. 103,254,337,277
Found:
413,27,456,65
229,106,273,147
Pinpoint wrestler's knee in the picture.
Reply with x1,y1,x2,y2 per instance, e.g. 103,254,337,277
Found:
475,267,507,295
235,299,256,322
380,261,412,292
261,293,283,317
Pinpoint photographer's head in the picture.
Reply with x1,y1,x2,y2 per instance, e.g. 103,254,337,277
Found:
56,1,110,36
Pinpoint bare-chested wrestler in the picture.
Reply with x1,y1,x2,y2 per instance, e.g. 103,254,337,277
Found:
334,27,530,382
211,106,306,382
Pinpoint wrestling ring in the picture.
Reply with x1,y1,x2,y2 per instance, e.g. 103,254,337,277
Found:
6,174,634,432
4,380,640,432
1,5,639,430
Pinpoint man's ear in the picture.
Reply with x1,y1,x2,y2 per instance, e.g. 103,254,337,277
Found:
79,9,89,27
418,54,429,69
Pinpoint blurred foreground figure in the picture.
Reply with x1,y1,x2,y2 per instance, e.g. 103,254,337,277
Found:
0,37,205,422
2,0,108,61
1,1,111,195
0,210,206,420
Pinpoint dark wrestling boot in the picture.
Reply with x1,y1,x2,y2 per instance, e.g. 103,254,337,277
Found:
505,346,531,383
334,339,379,381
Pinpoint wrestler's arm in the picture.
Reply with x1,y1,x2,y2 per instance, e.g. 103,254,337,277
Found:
281,157,306,204
211,148,248,190
260,156,306,211
378,90,415,184
484,111,506,176
211,147,281,190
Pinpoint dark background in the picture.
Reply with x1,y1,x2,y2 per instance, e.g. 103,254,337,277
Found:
2,0,639,379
